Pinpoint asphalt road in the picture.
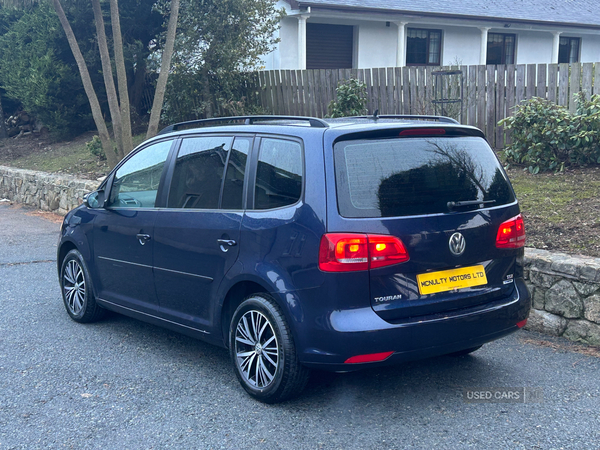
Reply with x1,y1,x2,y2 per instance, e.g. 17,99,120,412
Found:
1,203,600,449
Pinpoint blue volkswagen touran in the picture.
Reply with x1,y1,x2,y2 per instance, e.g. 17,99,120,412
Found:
57,115,531,403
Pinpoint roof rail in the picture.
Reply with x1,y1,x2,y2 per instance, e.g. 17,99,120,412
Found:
351,115,460,124
158,115,330,135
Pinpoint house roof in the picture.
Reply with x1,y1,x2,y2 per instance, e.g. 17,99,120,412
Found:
293,0,600,28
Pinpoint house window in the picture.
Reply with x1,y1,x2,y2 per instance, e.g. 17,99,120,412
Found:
306,23,353,69
406,28,441,65
487,33,515,65
558,37,580,64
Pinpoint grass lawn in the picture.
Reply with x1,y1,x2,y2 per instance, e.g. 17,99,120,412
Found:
0,132,146,179
507,166,600,257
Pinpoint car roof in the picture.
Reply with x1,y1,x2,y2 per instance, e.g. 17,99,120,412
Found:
150,115,485,143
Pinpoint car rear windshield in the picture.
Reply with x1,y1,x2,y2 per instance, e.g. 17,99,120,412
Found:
334,136,515,218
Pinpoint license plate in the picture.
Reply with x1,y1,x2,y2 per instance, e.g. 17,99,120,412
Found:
416,265,487,295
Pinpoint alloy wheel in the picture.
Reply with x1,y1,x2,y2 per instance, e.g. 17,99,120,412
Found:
234,310,279,388
63,259,86,316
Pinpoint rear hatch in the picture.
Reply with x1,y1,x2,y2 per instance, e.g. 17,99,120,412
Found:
330,129,522,322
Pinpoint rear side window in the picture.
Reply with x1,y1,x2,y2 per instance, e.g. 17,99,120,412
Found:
168,136,233,209
334,136,515,218
221,137,251,210
254,138,303,210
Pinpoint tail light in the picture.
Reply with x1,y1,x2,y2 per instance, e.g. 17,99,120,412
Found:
319,233,409,272
496,214,526,249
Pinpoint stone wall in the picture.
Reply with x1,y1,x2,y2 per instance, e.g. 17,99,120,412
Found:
524,248,600,346
0,165,99,214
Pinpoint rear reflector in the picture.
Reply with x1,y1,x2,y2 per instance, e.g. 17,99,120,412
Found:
496,214,526,249
319,233,409,272
516,319,528,328
345,351,394,364
399,128,446,136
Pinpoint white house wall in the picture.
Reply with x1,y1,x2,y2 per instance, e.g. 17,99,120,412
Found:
514,30,554,64
356,22,397,68
276,17,299,70
581,34,600,62
262,5,600,70
441,27,482,66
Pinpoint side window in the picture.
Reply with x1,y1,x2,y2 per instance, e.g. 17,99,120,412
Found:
221,137,251,210
168,136,233,209
107,140,172,208
254,138,303,210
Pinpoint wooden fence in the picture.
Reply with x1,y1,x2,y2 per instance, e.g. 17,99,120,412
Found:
253,63,600,149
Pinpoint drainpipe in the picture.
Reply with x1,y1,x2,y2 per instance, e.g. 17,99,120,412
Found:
479,27,490,65
552,32,562,64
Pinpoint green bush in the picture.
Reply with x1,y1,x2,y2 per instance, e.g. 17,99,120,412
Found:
162,70,265,123
0,4,94,138
86,135,105,160
500,94,600,173
327,78,367,118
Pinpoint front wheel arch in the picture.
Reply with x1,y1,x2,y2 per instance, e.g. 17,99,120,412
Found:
59,249,105,323
57,241,77,275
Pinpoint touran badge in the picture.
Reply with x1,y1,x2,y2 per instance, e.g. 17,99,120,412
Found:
449,232,466,256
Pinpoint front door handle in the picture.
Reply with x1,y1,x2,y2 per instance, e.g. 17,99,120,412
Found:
136,233,151,245
217,239,237,252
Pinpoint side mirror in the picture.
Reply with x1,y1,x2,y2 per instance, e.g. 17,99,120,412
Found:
83,190,106,208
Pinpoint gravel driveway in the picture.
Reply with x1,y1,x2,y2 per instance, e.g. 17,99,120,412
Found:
1,203,599,449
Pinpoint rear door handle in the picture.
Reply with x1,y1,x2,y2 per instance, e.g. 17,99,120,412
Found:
217,239,237,252
136,233,151,245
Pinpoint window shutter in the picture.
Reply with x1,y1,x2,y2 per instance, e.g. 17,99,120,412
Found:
306,23,353,69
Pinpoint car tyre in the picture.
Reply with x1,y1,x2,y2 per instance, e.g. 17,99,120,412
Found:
60,249,105,323
230,293,309,403
448,345,483,357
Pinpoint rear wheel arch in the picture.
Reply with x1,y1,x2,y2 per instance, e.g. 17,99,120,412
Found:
219,278,304,349
220,280,268,348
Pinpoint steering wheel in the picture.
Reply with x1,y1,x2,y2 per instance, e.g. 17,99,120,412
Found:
117,194,142,207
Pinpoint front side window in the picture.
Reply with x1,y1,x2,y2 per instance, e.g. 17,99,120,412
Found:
558,37,580,64
487,33,515,65
254,138,303,210
107,140,173,208
168,136,233,209
406,28,441,66
334,136,515,218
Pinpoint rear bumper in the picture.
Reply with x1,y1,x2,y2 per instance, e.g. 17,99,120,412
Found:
298,278,531,371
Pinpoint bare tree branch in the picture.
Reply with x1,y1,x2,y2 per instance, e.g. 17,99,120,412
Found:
146,0,180,139
109,0,133,155
92,0,124,159
51,0,119,169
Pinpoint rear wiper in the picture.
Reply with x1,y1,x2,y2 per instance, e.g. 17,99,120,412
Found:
447,200,496,210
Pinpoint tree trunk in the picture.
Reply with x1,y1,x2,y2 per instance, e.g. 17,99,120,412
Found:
146,0,180,139
52,0,119,169
0,95,7,139
109,0,133,155
91,0,124,160
131,56,147,117
201,66,213,119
